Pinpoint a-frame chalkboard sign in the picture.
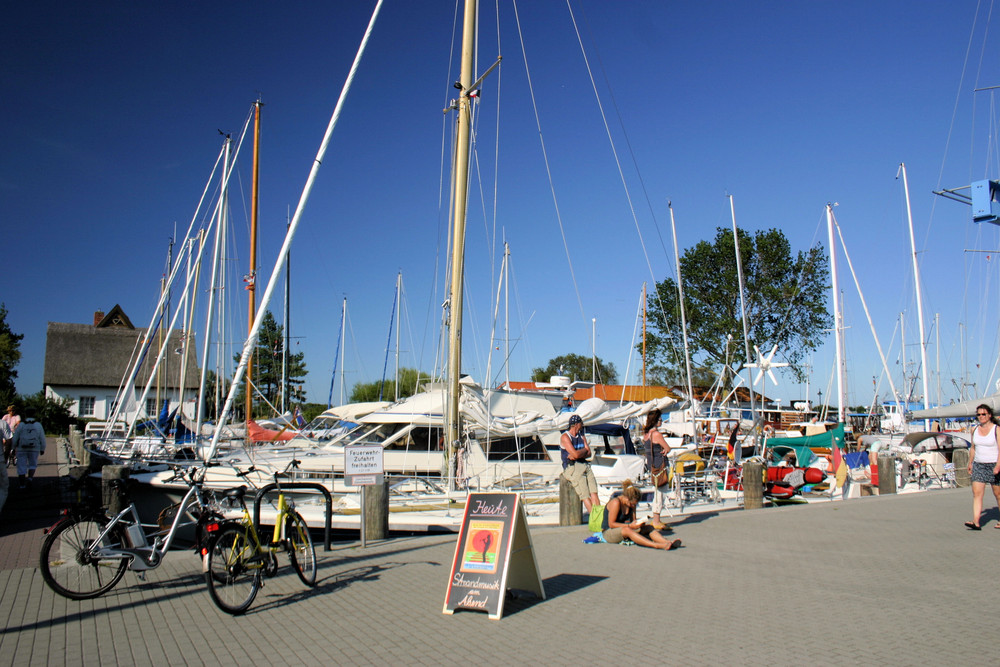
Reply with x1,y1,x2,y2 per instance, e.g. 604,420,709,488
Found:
442,492,545,620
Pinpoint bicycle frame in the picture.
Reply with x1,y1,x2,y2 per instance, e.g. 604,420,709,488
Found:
228,489,293,555
85,471,215,572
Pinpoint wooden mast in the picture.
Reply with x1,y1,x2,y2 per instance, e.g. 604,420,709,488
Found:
445,0,477,489
246,100,262,425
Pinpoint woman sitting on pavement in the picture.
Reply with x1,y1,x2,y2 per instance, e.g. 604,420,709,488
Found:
602,480,681,551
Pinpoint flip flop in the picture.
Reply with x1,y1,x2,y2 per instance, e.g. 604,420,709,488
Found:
965,521,982,530
665,539,682,550
994,523,1000,530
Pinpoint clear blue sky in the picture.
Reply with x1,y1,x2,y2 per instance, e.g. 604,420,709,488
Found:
4,1,1000,411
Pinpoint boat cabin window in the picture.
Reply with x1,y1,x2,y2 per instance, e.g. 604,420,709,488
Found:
481,435,549,461
384,426,443,451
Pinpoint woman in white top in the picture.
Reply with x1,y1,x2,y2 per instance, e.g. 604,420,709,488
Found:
965,404,1000,530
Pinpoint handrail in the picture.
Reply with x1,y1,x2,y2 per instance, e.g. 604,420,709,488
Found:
251,482,332,551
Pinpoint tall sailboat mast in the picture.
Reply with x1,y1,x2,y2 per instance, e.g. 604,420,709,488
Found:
281,215,290,414
825,203,846,424
445,0,478,488
729,195,756,421
246,100,262,423
899,163,931,427
669,203,697,438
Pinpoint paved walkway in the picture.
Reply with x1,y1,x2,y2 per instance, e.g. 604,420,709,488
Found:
1,441,998,665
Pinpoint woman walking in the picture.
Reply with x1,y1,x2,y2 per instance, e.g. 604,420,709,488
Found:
965,404,1000,530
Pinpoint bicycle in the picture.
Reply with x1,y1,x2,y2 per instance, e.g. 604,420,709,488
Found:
39,462,223,600
202,459,317,615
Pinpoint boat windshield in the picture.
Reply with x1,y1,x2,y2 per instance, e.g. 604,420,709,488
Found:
301,415,354,442
344,423,401,446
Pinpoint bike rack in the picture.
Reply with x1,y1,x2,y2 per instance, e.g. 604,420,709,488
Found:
252,483,332,551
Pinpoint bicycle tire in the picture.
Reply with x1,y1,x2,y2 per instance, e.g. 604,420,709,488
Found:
39,514,128,600
285,511,316,587
204,524,260,615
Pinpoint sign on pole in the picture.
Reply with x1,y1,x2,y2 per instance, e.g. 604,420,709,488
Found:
442,492,545,620
344,444,383,486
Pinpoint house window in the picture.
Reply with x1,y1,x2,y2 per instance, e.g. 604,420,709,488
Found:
146,398,158,417
79,396,95,417
106,396,117,419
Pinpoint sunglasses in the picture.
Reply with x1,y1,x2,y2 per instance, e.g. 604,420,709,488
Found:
978,412,990,417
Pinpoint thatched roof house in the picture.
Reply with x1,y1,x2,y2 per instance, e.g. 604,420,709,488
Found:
44,305,199,419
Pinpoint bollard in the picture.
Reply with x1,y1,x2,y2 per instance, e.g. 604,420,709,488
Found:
742,460,764,510
362,477,389,542
69,427,88,467
877,455,897,495
952,448,971,488
101,465,130,515
559,477,583,526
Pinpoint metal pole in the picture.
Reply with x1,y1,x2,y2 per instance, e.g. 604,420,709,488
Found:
669,203,697,439
825,204,846,424
899,163,931,429
729,195,756,421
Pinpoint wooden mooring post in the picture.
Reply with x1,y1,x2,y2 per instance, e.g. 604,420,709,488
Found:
742,460,764,510
559,478,583,526
361,477,389,544
877,455,897,495
101,465,129,515
952,448,971,488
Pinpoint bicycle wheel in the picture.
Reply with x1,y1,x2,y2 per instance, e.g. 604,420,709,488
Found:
204,524,260,615
40,515,128,600
285,511,316,587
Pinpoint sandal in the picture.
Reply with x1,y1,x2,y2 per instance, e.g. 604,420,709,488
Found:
665,539,682,550
994,523,1000,530
965,521,982,530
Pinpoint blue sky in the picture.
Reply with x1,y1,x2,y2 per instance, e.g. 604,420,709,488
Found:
4,1,1000,411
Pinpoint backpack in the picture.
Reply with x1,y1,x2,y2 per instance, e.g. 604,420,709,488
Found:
588,503,606,532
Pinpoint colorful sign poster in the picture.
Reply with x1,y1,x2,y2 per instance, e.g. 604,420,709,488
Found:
443,492,545,620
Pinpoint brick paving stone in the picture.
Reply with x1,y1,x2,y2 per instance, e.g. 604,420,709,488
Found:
3,442,1000,664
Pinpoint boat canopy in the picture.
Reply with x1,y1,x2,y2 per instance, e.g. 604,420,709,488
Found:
900,431,971,452
911,394,1000,420
353,381,676,439
767,423,846,451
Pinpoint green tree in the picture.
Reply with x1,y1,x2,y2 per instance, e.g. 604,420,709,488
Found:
0,304,24,407
234,311,308,418
350,367,433,403
531,353,618,384
19,391,76,435
301,402,328,423
646,227,830,388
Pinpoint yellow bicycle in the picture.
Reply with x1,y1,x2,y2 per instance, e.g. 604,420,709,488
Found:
203,459,316,614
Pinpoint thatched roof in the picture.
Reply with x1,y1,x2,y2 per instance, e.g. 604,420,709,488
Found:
44,321,200,390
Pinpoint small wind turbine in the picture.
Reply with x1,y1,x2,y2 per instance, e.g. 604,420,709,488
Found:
747,344,789,386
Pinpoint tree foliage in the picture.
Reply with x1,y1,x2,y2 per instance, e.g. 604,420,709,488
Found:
531,353,618,385
18,391,76,436
233,311,308,419
645,227,830,387
350,367,433,403
0,304,24,407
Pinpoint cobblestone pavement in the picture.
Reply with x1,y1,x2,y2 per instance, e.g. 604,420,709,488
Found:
1,441,998,665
